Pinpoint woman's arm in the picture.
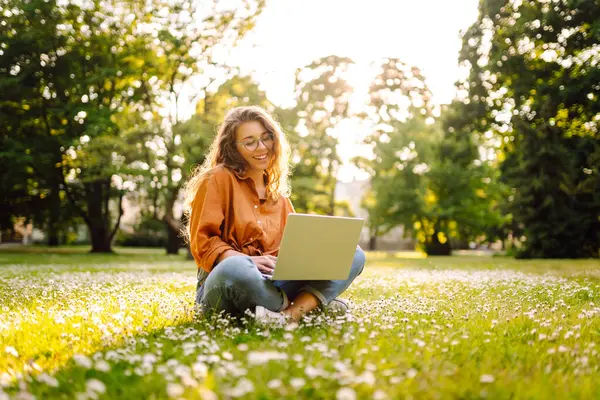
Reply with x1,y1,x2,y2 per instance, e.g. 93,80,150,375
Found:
189,175,234,272
216,250,277,275
215,249,244,263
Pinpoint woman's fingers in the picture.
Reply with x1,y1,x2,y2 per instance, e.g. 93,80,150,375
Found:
262,258,276,271
250,255,276,274
259,267,273,275
257,263,274,274
259,256,275,272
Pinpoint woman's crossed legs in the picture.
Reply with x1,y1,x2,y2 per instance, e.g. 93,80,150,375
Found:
196,248,366,319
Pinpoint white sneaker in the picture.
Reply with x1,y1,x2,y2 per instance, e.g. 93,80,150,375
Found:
325,298,349,315
254,305,289,327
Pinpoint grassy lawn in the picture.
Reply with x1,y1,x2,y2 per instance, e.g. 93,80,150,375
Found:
1,246,599,399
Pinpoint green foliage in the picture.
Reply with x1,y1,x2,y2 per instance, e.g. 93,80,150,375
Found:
120,0,265,254
115,218,168,248
458,0,600,258
356,59,506,255
4,0,597,259
440,101,511,246
197,76,275,126
0,0,146,250
286,55,355,215
0,0,81,237
0,0,265,252
145,0,266,182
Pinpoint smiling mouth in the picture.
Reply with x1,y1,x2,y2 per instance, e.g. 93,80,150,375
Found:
253,154,268,161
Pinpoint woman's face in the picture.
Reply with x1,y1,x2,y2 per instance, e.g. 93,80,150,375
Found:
235,120,274,173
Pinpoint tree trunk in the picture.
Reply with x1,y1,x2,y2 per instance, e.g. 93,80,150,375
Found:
424,231,452,256
89,224,113,252
60,229,68,246
329,180,336,216
47,177,61,246
62,173,123,254
327,154,337,216
164,214,193,259
86,180,113,252
369,235,377,251
165,221,181,255
82,179,124,253
152,185,159,219
164,187,182,255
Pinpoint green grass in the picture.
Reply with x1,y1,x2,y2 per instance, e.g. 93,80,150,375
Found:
1,246,599,399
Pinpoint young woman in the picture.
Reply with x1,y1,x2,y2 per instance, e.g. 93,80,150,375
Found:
182,106,366,325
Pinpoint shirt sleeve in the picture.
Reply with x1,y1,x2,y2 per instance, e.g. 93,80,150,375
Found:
270,196,296,258
189,175,233,272
280,196,296,231
285,196,296,214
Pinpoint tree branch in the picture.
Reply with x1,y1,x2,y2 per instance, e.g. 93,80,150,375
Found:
109,190,124,241
103,179,110,222
60,169,92,226
163,214,182,234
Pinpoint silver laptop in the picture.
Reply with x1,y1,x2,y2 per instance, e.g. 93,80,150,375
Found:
266,213,364,281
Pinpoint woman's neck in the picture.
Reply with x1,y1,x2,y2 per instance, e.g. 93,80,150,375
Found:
247,169,266,194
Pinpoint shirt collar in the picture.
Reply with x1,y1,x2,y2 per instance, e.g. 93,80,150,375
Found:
233,169,249,180
232,168,266,183
231,168,271,202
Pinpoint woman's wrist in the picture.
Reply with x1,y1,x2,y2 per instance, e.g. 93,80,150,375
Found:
216,249,244,264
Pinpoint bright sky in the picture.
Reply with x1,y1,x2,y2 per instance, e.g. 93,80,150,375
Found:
227,0,481,181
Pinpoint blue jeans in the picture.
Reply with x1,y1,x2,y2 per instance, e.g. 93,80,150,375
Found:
195,248,366,316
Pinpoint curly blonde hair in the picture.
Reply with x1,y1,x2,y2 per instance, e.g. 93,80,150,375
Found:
181,106,291,241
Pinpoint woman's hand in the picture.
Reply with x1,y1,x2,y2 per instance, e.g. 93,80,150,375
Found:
251,255,277,275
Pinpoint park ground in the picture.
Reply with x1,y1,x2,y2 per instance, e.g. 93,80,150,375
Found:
1,247,599,399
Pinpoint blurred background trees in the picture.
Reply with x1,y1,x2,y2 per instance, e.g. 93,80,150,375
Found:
453,0,600,257
1,0,265,253
1,0,598,258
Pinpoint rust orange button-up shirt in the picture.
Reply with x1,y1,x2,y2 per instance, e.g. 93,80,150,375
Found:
189,164,295,272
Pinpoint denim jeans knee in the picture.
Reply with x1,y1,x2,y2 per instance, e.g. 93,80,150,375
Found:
207,256,255,287
298,247,366,306
199,255,288,316
352,247,366,278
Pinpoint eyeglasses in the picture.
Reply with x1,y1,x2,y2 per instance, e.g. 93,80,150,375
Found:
236,133,275,152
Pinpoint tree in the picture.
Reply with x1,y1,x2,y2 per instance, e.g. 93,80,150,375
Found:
1,0,141,251
356,116,442,254
459,0,600,257
290,55,354,215
124,74,272,257
0,0,83,245
52,0,149,252
431,103,509,254
1,0,265,253
356,59,506,255
355,58,435,251
129,0,265,254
